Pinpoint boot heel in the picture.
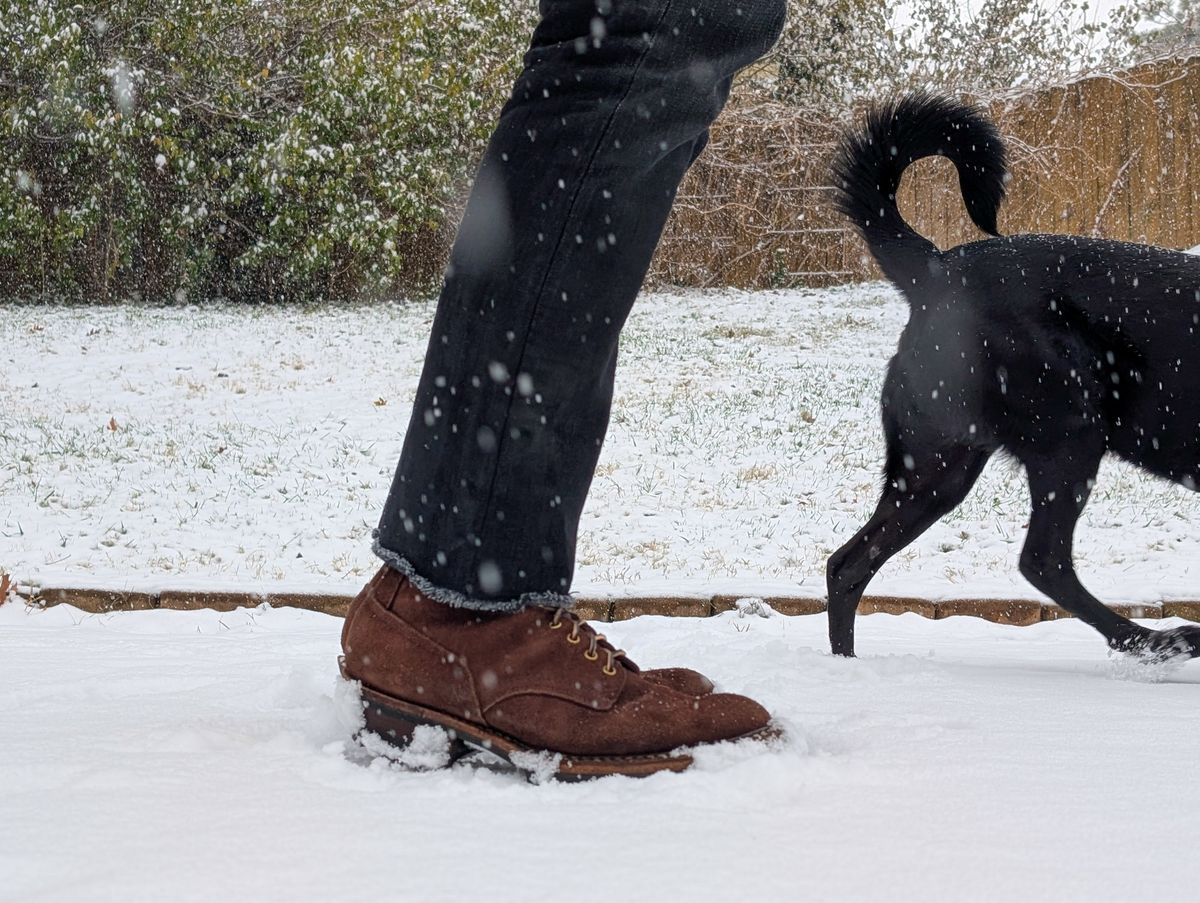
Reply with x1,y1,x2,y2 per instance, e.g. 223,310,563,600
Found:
359,695,470,770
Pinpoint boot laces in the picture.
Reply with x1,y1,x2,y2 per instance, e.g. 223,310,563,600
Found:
549,609,627,676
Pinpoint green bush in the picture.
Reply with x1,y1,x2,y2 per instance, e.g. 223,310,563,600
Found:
0,0,534,302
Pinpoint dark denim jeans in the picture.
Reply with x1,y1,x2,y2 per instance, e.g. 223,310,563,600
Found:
375,0,786,610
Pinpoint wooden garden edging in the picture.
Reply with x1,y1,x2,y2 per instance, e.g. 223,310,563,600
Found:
7,584,1199,625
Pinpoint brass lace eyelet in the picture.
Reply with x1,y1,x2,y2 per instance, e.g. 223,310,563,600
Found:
583,649,598,661
548,621,563,630
566,633,581,645
602,665,618,677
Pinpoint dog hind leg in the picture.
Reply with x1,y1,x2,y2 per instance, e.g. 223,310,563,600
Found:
827,443,991,656
1019,451,1200,661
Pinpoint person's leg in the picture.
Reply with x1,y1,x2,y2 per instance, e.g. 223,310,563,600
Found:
375,0,786,609
343,0,787,778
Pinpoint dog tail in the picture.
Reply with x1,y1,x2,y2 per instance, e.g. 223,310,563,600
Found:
830,92,1007,289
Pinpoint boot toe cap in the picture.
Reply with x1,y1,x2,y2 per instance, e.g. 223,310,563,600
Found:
695,692,773,742
642,666,715,696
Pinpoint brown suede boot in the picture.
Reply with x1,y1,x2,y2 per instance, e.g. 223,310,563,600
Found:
643,667,714,697
340,566,775,779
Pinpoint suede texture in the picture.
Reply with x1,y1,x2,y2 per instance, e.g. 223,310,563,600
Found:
341,567,769,756
642,667,714,697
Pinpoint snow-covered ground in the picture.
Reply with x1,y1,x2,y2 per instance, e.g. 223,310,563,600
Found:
3,601,1199,902
2,285,1198,605
5,288,1200,901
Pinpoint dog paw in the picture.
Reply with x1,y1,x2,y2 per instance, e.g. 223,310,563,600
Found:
1123,626,1200,664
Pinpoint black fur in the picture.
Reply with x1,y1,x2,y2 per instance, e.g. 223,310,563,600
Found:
827,92,1200,662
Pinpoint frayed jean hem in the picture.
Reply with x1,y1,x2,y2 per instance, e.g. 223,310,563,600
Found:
371,535,575,613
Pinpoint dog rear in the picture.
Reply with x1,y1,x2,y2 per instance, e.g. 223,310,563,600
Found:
826,92,1200,662
831,92,1007,292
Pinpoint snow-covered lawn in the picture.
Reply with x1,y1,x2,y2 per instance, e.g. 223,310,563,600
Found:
2,285,1198,605
3,601,1199,902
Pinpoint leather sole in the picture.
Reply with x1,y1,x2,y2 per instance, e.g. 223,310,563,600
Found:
339,657,777,780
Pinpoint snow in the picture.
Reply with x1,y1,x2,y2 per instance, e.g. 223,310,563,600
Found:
3,600,1199,902
3,284,1198,607
4,285,1197,899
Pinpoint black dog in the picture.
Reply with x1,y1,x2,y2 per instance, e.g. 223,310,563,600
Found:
826,92,1200,661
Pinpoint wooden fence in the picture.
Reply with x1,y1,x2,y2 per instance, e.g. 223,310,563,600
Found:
650,57,1200,288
